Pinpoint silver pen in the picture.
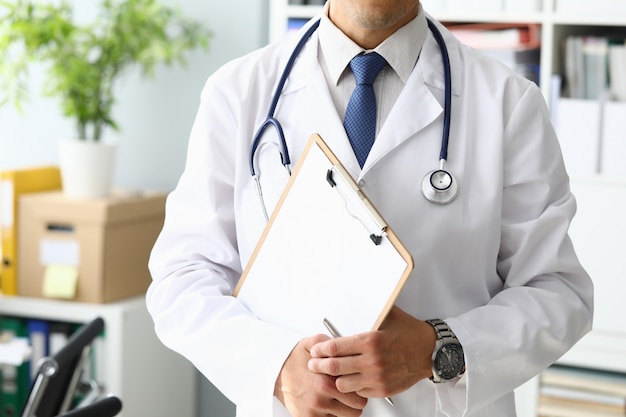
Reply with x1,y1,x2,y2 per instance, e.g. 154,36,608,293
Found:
322,318,394,406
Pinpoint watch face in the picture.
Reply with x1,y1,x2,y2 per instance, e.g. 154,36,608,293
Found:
434,343,465,380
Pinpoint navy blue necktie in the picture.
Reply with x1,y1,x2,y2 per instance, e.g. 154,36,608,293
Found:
343,53,387,168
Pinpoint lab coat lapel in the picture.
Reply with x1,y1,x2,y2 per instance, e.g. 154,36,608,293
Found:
363,66,443,173
362,20,463,174
278,18,464,178
281,33,362,177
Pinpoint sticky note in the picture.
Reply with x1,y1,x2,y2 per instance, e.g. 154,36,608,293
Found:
42,265,78,299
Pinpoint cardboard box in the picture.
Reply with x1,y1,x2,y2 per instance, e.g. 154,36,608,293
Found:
18,191,166,303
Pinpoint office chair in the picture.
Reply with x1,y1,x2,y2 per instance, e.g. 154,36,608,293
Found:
56,396,122,417
20,317,120,417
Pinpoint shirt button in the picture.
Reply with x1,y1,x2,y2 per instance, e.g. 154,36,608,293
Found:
358,180,366,187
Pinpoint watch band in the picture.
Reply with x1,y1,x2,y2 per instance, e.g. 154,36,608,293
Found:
426,318,465,383
427,318,458,346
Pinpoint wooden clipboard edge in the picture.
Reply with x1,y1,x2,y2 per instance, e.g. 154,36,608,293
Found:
234,134,321,297
234,134,415,332
370,227,414,331
313,138,414,329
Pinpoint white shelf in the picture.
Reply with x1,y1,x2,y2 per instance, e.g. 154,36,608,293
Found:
0,296,197,417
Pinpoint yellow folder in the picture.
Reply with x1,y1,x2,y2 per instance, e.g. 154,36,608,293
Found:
1,166,62,295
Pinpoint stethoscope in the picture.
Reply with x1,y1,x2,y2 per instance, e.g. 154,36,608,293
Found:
250,18,458,221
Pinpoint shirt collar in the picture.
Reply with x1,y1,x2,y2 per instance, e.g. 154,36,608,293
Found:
318,3,428,85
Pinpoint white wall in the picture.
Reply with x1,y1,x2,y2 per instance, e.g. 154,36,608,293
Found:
1,1,268,416
0,0,269,193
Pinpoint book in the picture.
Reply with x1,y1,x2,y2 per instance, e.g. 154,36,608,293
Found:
48,322,74,356
0,166,62,295
542,365,626,397
26,320,50,381
609,43,626,101
565,36,585,99
540,384,626,409
538,396,626,417
582,36,609,100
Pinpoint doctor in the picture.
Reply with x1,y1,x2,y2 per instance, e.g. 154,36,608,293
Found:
146,0,593,416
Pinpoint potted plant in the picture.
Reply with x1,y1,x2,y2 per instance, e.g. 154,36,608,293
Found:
0,0,211,197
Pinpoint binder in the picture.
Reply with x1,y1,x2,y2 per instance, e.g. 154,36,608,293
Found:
0,166,62,295
235,134,413,338
48,322,74,356
26,320,50,381
0,317,30,417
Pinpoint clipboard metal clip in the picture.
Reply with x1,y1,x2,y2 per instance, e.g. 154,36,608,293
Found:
326,167,387,246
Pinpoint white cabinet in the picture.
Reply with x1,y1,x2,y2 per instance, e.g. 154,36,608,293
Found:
0,296,196,417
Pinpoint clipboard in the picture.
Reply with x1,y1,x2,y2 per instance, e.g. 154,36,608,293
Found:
234,134,414,337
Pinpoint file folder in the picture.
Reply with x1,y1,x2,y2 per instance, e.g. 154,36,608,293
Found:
235,134,414,338
1,166,62,295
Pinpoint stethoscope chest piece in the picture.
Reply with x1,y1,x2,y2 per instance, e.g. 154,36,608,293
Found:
421,168,459,205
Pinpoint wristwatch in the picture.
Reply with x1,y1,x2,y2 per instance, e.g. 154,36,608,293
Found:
426,318,465,383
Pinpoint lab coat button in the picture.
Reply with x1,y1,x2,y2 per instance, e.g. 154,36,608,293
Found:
358,180,366,187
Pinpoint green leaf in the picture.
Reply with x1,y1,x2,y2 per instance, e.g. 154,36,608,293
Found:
0,0,212,140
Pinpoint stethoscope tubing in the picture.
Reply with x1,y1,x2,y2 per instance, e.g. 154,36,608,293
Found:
248,20,321,177
250,17,459,209
426,19,452,163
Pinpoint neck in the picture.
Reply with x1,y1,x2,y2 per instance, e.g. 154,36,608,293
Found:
328,2,419,49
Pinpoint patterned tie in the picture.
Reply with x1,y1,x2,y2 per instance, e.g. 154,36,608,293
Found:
343,52,387,168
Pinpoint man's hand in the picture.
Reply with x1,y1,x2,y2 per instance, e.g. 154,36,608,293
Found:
307,306,436,399
275,334,368,417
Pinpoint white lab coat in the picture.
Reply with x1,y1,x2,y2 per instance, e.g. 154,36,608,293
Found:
146,16,593,417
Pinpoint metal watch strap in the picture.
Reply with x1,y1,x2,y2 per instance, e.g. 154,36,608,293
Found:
426,318,464,382
427,318,458,346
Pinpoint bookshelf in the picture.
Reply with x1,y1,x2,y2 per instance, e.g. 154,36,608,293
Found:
269,1,626,416
0,296,196,417
269,0,626,105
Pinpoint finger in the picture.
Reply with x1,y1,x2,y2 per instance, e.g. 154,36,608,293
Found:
308,354,364,377
336,373,396,398
332,392,368,413
310,333,370,358
309,376,367,416
301,333,332,353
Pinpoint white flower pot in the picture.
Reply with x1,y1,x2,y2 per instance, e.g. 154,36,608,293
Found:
58,139,117,198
